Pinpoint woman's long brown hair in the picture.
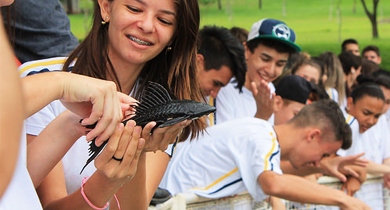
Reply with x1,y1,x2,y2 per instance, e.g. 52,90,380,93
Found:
63,0,205,142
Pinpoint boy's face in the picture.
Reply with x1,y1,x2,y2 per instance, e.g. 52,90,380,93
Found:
363,50,381,64
244,44,289,89
289,133,342,169
197,54,233,98
345,43,360,56
274,99,305,125
347,95,383,133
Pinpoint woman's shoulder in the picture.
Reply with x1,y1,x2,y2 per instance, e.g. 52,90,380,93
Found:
18,57,73,77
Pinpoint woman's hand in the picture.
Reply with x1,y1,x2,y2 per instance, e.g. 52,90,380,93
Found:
94,120,145,184
58,72,137,145
140,120,192,152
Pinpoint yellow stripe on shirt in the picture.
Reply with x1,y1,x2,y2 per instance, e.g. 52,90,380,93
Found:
191,167,238,191
19,58,68,75
264,132,276,171
208,96,215,126
345,115,352,124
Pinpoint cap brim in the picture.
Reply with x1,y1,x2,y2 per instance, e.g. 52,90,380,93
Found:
252,35,301,53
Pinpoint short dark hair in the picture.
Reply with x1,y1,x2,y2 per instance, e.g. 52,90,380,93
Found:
341,38,359,52
290,99,352,150
338,51,362,75
229,27,248,43
246,38,296,56
198,25,247,92
372,69,390,90
362,45,380,57
350,82,384,104
361,59,380,75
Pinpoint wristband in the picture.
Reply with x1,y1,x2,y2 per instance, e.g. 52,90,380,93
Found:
81,177,118,210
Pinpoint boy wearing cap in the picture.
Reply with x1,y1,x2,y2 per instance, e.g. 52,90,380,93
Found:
159,99,370,209
214,18,300,125
272,75,317,125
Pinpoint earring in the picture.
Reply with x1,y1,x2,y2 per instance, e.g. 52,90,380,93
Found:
167,46,172,51
101,16,109,25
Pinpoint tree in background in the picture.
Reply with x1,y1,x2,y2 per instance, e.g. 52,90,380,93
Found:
360,0,380,39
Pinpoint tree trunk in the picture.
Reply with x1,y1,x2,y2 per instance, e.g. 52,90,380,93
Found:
218,0,222,10
360,0,379,39
66,0,74,14
337,0,342,43
282,0,286,18
259,0,262,9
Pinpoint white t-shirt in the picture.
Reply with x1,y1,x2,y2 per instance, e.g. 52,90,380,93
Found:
0,126,42,210
337,111,390,210
326,87,340,104
160,117,282,202
19,57,176,198
336,108,359,157
214,79,275,125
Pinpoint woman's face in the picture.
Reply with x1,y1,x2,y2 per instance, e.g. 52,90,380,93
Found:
347,95,384,133
100,0,177,67
294,64,320,84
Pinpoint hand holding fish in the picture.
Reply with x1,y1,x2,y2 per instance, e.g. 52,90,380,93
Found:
80,82,215,173
94,120,145,182
57,72,137,145
141,119,192,152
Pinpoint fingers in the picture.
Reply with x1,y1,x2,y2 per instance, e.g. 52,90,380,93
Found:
112,121,136,161
95,123,124,165
122,126,145,178
142,120,191,152
334,171,347,182
344,167,359,179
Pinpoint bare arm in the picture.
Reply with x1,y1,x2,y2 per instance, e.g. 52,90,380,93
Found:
36,121,145,210
258,171,370,209
0,15,24,199
27,111,84,187
21,71,136,144
365,160,390,175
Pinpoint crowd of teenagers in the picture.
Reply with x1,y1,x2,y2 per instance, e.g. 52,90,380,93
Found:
1,0,389,210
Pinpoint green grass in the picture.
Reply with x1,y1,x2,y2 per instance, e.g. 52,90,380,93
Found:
69,0,390,69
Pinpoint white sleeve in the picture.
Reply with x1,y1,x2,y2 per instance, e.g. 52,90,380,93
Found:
234,133,281,201
214,85,237,124
24,100,65,136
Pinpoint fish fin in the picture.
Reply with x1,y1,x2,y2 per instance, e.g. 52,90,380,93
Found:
80,139,108,174
158,116,188,128
137,82,172,111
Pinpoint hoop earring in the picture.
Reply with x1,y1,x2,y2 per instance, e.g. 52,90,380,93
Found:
101,16,109,25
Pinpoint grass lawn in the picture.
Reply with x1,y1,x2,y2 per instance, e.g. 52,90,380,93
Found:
69,0,390,69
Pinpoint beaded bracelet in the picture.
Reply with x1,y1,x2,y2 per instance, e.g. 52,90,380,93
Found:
81,177,121,210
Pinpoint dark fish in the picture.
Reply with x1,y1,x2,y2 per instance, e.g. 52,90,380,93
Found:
80,81,216,173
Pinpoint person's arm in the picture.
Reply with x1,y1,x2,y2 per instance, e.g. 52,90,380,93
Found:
0,15,24,199
258,171,370,209
281,153,367,182
115,124,188,209
340,165,366,196
365,160,390,175
21,71,136,145
27,110,84,187
36,121,145,210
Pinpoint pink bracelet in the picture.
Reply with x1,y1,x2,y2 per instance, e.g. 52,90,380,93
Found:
81,177,121,210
